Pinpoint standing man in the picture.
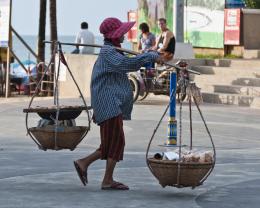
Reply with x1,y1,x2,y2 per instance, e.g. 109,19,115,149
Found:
153,18,175,61
75,22,95,54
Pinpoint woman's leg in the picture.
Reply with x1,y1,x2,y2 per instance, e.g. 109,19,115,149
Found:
76,150,101,172
102,158,117,186
101,158,129,190
74,150,101,185
99,115,129,190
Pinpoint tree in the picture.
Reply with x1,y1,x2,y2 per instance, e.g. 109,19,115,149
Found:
38,0,46,63
37,0,58,62
245,0,260,8
49,0,57,96
36,0,58,96
49,0,57,56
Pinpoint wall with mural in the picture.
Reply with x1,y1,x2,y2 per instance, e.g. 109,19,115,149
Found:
137,0,173,36
184,0,225,48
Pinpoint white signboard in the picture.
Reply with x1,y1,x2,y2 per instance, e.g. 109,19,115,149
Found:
184,0,225,48
0,0,10,47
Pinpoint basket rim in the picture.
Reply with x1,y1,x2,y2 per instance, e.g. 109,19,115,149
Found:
29,126,90,133
23,106,91,113
147,158,213,166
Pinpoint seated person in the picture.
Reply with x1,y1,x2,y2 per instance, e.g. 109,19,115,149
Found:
75,22,95,54
137,22,156,70
153,18,175,61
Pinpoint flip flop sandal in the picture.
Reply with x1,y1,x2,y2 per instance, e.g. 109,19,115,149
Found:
73,161,86,186
84,170,88,184
102,182,129,190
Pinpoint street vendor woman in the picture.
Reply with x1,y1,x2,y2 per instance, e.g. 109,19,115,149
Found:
74,17,162,190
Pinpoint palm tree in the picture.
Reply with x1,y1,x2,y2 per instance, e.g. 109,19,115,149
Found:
49,0,57,55
36,0,47,94
49,0,58,96
38,0,46,63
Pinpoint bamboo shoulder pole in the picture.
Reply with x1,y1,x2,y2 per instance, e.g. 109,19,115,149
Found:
43,41,200,75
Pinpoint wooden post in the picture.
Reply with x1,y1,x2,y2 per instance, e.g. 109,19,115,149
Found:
4,0,12,98
5,47,10,97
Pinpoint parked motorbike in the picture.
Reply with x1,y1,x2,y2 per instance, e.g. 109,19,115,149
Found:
128,60,191,102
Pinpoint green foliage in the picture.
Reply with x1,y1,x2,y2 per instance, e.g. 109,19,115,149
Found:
195,53,242,59
187,0,224,10
224,54,243,59
195,54,222,59
245,0,260,8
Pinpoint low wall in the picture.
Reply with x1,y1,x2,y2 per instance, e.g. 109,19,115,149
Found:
59,50,196,98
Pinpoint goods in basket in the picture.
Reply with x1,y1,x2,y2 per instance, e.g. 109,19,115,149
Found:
181,152,200,162
163,151,179,160
154,150,213,163
37,118,76,127
199,151,213,163
181,150,213,163
153,153,163,160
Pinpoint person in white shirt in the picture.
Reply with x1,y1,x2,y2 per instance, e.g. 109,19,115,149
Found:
75,22,95,54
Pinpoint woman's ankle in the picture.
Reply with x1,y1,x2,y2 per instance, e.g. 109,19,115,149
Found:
102,178,113,186
76,159,89,171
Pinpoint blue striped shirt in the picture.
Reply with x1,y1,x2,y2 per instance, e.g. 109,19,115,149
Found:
90,41,159,124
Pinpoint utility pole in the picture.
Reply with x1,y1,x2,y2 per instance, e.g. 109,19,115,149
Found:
173,0,184,42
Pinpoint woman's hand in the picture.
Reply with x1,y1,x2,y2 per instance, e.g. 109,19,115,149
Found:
155,54,165,64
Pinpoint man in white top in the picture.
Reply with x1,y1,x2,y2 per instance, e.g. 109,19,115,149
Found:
75,22,95,54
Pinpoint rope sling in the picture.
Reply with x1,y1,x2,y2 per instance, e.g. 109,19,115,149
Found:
146,67,216,189
24,42,91,151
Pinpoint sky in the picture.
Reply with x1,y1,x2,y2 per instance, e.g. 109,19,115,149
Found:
12,0,138,36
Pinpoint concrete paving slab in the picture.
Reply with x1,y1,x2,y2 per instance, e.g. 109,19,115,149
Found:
0,96,260,208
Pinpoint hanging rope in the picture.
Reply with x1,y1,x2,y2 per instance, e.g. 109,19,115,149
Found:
145,84,177,181
53,43,62,150
25,41,91,150
192,95,216,185
146,65,216,188
25,43,58,150
176,100,183,187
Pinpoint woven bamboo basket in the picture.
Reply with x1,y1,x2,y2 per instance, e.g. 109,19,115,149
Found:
29,126,89,150
146,83,216,189
24,44,92,151
147,158,213,188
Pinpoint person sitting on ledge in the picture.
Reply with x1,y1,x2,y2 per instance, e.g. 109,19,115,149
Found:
153,18,175,61
74,21,95,54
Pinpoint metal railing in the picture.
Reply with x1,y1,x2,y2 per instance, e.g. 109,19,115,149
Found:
3,26,40,97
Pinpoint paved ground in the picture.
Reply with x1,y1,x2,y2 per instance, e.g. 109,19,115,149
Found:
0,95,260,208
